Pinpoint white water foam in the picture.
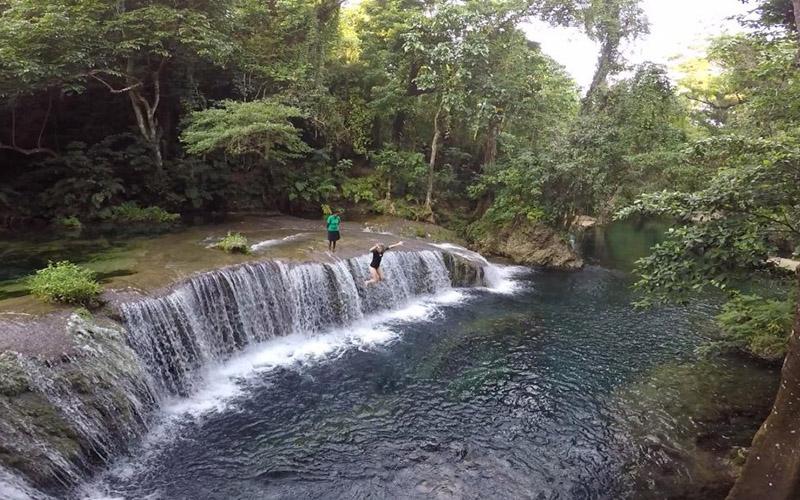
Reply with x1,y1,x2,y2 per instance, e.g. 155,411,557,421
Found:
431,243,527,294
249,232,308,252
80,250,523,499
361,226,394,235
158,288,466,418
0,466,53,500
78,287,476,499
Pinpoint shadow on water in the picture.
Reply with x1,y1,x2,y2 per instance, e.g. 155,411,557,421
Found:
578,218,670,272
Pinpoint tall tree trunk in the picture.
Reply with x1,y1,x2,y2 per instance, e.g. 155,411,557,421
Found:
728,270,800,500
482,119,500,168
424,101,443,221
392,111,406,145
582,0,623,112
126,57,165,171
582,39,617,112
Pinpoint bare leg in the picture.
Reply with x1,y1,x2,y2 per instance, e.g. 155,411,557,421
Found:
332,240,337,252
377,268,384,282
365,267,381,285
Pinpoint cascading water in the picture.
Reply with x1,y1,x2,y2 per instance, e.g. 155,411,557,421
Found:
0,249,490,497
121,250,473,398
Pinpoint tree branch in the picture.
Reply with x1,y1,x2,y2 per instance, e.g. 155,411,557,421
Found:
0,143,58,157
0,103,57,157
685,94,744,110
88,71,142,94
37,93,53,148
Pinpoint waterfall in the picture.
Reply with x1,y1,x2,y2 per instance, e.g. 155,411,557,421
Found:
121,250,468,397
0,316,156,495
0,249,490,496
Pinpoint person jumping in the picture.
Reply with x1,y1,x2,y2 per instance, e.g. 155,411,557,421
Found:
326,210,342,252
365,241,403,285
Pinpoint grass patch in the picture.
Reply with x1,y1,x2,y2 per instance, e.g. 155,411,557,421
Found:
29,261,102,305
216,232,250,254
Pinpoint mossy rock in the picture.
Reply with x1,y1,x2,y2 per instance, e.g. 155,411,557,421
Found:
0,353,31,397
442,252,485,287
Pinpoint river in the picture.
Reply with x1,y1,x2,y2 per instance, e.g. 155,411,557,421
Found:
67,222,777,499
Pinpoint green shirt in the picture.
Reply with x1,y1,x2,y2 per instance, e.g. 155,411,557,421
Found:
327,215,341,232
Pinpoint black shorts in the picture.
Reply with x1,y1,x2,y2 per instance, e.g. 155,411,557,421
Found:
327,230,340,242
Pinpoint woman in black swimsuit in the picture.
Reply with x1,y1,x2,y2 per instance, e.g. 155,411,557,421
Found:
365,241,404,285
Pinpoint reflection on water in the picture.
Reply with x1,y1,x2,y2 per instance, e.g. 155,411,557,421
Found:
83,268,777,500
579,219,670,272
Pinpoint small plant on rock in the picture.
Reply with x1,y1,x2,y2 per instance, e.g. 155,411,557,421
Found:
216,232,250,254
29,261,102,305
57,216,83,230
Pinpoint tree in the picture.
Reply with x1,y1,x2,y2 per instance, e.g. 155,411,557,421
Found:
582,0,648,108
181,99,310,162
613,7,800,495
0,0,233,166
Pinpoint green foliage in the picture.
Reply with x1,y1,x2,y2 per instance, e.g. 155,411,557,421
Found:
618,134,800,305
341,176,379,204
57,216,82,229
716,293,795,361
29,261,102,305
216,232,249,254
182,99,310,161
100,202,179,224
0,0,234,98
615,20,800,361
31,141,126,219
469,151,548,224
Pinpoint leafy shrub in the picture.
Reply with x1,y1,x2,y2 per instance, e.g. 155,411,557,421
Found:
216,232,250,254
34,141,125,218
100,202,179,224
29,261,102,305
716,293,795,362
341,176,379,204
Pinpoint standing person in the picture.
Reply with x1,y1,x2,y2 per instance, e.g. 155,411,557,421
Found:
326,210,341,252
365,241,404,285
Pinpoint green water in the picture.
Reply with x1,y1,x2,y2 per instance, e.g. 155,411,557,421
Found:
578,218,669,271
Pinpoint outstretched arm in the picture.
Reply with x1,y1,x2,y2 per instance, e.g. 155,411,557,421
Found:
387,241,404,250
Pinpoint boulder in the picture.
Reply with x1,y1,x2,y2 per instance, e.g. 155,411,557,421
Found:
471,220,583,270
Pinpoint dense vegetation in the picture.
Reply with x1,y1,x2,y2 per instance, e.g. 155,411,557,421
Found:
0,0,798,359
0,0,652,227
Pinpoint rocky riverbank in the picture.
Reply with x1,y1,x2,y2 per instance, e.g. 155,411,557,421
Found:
0,314,156,494
468,219,584,270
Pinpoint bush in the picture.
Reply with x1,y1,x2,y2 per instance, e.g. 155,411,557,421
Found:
29,261,102,305
341,176,379,204
216,232,250,254
716,293,795,362
100,202,180,224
